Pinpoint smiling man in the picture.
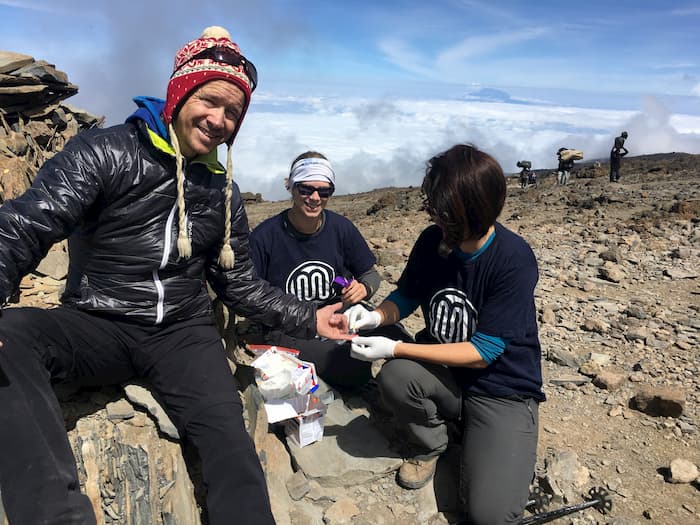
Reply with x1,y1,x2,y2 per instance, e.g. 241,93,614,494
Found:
173,80,245,157
0,27,348,525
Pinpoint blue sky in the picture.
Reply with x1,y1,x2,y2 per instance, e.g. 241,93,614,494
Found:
2,0,699,200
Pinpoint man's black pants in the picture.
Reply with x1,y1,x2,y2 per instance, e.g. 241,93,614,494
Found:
0,306,274,525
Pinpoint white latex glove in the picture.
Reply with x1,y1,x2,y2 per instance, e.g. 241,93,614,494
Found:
345,305,382,332
350,336,398,362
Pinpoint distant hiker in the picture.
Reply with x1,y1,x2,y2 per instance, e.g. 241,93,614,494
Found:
517,160,533,188
0,27,349,525
610,146,629,183
249,150,407,389
557,147,576,185
345,144,544,524
610,132,629,183
519,169,528,188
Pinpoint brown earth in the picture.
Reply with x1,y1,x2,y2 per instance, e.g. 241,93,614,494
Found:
244,153,700,524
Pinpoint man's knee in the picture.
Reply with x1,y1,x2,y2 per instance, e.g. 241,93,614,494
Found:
181,399,248,445
0,308,52,368
0,308,38,340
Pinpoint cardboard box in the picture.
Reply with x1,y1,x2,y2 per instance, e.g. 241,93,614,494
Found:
285,409,325,447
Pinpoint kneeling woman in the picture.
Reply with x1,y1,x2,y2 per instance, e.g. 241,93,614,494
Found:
346,144,544,524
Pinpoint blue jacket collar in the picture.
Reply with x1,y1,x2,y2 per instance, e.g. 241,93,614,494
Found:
126,96,168,140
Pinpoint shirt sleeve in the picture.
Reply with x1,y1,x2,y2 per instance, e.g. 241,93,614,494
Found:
476,246,539,341
471,331,507,364
385,288,420,319
356,266,381,300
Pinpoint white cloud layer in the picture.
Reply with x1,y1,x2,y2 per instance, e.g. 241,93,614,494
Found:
231,95,700,201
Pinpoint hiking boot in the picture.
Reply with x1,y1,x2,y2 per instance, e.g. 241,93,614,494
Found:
397,456,439,489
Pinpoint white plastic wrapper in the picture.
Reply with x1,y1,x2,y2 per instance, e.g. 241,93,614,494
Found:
251,349,317,401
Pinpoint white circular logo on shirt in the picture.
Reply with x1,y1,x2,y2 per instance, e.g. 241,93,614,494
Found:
286,261,335,302
428,288,477,343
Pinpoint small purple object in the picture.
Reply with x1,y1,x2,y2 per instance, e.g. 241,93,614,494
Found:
333,276,352,288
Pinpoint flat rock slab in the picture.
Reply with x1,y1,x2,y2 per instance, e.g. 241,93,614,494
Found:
287,399,402,487
0,51,33,74
549,374,592,386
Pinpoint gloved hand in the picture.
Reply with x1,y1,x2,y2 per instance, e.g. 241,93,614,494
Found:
345,305,382,332
350,336,398,362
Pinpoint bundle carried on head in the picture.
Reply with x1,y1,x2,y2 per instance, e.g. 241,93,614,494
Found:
559,149,584,161
516,160,531,169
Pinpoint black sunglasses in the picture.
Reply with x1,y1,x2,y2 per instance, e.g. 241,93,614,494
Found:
189,46,258,92
295,183,334,198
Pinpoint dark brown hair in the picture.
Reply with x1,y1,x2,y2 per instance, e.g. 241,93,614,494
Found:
421,144,506,251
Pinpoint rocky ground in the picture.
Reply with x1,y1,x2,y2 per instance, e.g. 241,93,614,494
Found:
3,153,698,525
243,153,699,524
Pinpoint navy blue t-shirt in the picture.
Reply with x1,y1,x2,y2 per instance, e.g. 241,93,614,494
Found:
250,210,376,304
395,222,544,401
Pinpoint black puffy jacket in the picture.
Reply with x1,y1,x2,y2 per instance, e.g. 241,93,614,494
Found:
0,119,316,335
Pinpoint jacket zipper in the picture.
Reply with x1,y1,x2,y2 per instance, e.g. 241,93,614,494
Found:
152,155,199,324
152,202,178,325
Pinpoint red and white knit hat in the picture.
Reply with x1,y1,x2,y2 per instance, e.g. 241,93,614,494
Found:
165,26,256,270
163,25,253,144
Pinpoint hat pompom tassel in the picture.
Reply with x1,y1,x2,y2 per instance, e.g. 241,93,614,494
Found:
219,243,235,270
201,26,231,40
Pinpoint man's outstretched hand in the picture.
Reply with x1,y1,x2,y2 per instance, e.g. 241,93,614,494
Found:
316,303,352,340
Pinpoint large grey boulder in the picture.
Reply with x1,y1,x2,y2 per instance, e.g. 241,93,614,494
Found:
286,399,402,487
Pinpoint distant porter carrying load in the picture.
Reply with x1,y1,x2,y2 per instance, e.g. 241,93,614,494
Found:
559,149,584,161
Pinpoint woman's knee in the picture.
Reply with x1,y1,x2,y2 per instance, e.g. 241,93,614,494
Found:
377,358,421,404
466,498,522,525
378,359,460,413
464,477,528,524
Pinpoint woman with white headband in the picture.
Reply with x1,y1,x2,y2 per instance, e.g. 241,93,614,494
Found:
249,151,407,389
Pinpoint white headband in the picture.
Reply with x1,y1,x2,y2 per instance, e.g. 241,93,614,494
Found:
288,158,336,188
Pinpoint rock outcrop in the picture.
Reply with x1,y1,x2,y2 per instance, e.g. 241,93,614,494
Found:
0,50,103,202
